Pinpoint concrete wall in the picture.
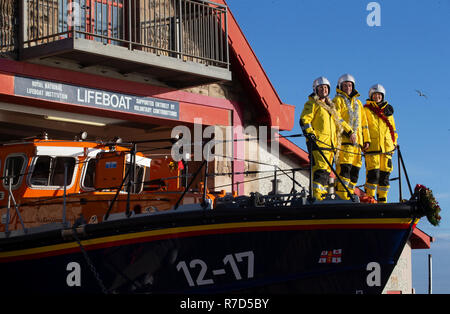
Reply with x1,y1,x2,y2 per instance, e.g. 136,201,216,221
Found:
208,126,309,196
243,138,309,196
26,0,59,46
383,242,413,294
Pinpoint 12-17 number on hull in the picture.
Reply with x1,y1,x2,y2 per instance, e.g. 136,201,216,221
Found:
176,251,255,287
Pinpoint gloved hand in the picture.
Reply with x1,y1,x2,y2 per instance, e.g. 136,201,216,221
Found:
350,132,357,145
362,142,370,152
306,133,316,141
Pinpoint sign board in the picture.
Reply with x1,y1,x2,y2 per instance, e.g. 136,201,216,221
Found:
14,76,179,120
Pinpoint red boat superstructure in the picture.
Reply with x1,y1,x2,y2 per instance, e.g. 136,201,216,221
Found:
0,136,213,234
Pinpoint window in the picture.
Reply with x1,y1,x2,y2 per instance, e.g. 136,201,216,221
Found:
58,0,87,38
82,158,96,189
3,155,26,189
123,163,145,193
94,1,124,45
58,0,123,45
30,156,76,187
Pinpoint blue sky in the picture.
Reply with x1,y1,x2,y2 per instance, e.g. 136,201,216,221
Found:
226,0,450,294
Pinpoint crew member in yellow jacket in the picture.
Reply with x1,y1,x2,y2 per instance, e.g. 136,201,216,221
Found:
364,84,398,203
300,77,355,201
333,74,370,200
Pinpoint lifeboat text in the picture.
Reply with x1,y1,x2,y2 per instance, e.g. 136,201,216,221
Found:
77,89,132,110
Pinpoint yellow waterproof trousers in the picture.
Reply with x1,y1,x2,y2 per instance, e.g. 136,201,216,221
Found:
365,152,393,203
335,144,363,200
311,148,334,201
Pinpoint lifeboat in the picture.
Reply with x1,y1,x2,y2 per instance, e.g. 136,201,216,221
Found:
0,134,437,294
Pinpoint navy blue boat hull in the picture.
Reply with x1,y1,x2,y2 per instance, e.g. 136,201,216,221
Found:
0,203,419,294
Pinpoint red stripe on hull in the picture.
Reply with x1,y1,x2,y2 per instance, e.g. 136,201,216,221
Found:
0,222,412,263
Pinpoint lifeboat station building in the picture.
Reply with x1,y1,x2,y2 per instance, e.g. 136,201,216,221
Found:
0,0,431,294
0,0,309,197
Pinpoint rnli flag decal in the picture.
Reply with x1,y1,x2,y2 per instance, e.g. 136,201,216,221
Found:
318,249,342,264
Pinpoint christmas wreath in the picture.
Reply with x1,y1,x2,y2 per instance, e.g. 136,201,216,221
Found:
415,184,442,226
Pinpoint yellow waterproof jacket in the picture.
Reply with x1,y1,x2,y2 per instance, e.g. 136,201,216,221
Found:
333,89,370,147
364,100,398,153
300,94,353,149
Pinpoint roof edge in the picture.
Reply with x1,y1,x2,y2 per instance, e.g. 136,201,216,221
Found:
410,227,434,249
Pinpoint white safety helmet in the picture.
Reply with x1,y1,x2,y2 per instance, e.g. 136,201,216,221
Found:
312,76,331,94
369,84,386,100
337,73,356,90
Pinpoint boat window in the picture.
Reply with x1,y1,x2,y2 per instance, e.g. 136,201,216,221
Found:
30,156,76,187
135,165,145,193
123,163,145,193
83,158,97,189
52,157,76,186
3,155,26,189
30,156,51,185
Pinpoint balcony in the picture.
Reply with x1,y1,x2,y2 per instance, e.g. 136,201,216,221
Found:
18,0,231,87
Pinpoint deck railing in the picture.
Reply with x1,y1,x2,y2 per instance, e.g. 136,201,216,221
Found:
0,0,17,53
21,0,229,68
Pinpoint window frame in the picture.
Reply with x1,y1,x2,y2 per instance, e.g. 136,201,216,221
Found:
27,155,78,190
123,162,146,194
80,157,97,191
2,153,28,191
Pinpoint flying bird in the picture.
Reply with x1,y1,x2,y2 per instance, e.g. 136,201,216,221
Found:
415,90,428,99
